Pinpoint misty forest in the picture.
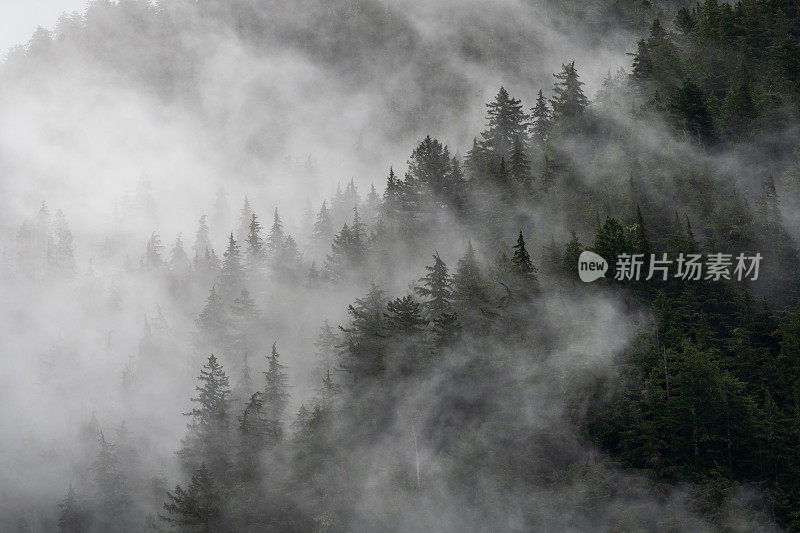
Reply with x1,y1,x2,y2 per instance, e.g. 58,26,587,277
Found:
4,0,800,531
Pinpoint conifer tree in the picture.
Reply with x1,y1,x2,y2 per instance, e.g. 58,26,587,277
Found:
263,342,289,439
219,233,243,297
315,320,338,373
416,252,453,318
266,208,285,258
161,464,221,530
245,212,265,274
92,430,128,530
339,283,388,388
169,234,190,274
193,214,211,261
452,240,490,315
275,235,303,281
481,86,529,159
551,62,589,127
530,89,551,143
145,232,164,271
511,231,538,282
57,486,88,533
312,201,334,244
180,355,232,479
628,206,651,256
235,196,253,244
508,135,531,186
364,182,381,225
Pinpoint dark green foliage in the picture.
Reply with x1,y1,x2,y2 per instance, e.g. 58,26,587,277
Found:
161,465,221,531
550,62,589,129
415,252,453,318
481,86,529,159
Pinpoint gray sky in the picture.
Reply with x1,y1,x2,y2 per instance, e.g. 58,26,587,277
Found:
0,1,88,55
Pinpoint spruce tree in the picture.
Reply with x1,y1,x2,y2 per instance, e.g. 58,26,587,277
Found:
263,342,289,439
245,212,265,274
481,86,529,159
57,486,88,533
511,231,538,281
193,214,211,262
312,201,334,244
452,240,490,319
530,89,551,143
266,208,285,258
416,252,453,318
551,62,589,127
161,464,221,530
235,196,253,244
219,233,243,297
169,234,190,274
180,355,231,479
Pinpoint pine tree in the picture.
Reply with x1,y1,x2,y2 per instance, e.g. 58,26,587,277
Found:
275,234,303,281
551,61,589,128
161,464,221,530
628,206,651,256
312,200,334,244
592,217,629,273
266,208,285,258
380,167,403,228
385,295,427,334
530,89,551,143
263,342,289,438
92,430,128,529
511,231,538,282
364,182,381,225
415,252,453,318
230,288,259,357
193,215,211,261
508,135,531,186
235,196,253,244
169,234,190,274
196,285,228,345
315,320,339,373
452,240,490,314
245,212,265,274
481,86,529,159
57,486,88,533
339,283,388,388
561,231,584,277
180,355,232,479
219,233,243,297
145,232,164,271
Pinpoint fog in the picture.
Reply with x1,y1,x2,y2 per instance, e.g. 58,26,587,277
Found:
0,0,789,531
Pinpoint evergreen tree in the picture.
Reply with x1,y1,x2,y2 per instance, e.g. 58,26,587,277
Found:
416,252,453,318
144,232,164,271
275,234,303,281
245,212,265,274
592,217,630,274
219,233,243,297
180,355,232,479
508,135,532,186
339,283,388,388
92,430,128,530
193,214,211,261
481,86,528,159
169,234,190,274
530,89,551,143
628,205,651,256
511,231,538,282
57,486,88,533
551,61,589,128
312,200,334,244
266,208,285,258
161,464,221,531
364,182,381,225
235,196,253,244
263,342,289,439
196,285,228,346
452,240,490,316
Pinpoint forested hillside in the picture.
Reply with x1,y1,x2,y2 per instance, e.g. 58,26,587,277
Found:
2,0,800,531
